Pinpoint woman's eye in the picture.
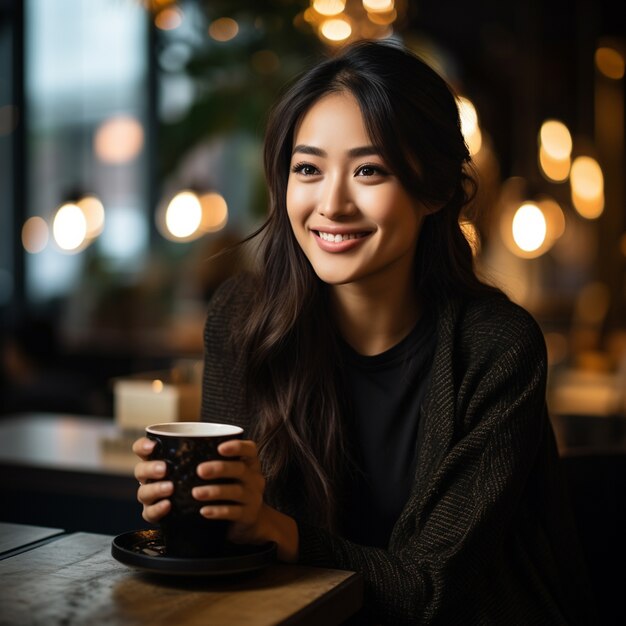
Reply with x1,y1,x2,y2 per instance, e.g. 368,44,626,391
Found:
292,163,320,176
356,165,386,177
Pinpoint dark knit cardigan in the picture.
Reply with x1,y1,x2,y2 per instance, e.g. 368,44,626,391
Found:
201,274,596,625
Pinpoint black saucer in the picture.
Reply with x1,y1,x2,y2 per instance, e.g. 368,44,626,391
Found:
111,529,276,576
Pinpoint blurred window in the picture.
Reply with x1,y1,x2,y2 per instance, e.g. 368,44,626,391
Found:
24,0,149,302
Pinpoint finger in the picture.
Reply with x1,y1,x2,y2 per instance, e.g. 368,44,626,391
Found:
192,483,245,502
199,504,244,521
196,459,246,480
132,437,156,460
134,460,167,484
138,481,174,505
142,499,171,524
217,439,258,458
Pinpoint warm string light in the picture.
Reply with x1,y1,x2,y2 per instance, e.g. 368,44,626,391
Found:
142,0,183,31
22,193,107,255
154,6,183,30
157,189,229,242
531,111,605,264
52,203,88,252
320,18,352,42
94,115,144,164
457,96,482,156
299,0,402,44
498,180,567,260
570,156,605,219
208,17,239,42
22,217,49,254
595,46,625,80
26,187,228,254
538,119,572,182
512,203,547,253
313,0,346,16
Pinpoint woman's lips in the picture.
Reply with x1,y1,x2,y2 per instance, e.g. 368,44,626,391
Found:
312,229,372,252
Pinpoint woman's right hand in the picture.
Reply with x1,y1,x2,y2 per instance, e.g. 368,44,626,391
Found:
132,437,174,523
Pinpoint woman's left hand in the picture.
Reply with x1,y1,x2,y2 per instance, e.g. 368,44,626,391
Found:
193,438,299,562
193,439,268,545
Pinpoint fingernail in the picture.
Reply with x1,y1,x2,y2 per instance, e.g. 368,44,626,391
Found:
155,462,166,473
160,481,172,493
142,441,154,451
200,507,214,517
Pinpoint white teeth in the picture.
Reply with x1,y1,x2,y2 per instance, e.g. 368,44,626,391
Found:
317,231,364,242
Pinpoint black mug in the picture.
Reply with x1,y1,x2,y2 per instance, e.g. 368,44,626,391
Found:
146,421,244,558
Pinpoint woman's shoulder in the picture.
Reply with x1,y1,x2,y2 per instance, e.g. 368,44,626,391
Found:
204,271,259,336
454,292,546,360
208,271,258,310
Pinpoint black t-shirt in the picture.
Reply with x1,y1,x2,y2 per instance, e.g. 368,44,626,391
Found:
340,314,436,548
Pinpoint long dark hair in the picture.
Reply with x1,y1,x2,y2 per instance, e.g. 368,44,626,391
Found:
239,40,497,529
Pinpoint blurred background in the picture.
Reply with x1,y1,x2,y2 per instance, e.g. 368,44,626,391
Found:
0,0,625,452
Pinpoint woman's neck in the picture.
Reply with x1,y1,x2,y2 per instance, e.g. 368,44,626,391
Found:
330,277,421,356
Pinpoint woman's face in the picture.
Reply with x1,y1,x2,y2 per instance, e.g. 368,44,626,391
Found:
286,91,426,293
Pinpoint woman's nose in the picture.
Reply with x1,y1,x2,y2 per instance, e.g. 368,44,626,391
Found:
316,177,356,219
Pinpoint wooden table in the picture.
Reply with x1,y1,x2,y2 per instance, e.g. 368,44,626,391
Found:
0,522,65,559
0,530,363,625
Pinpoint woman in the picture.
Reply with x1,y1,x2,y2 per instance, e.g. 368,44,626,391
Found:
134,40,595,624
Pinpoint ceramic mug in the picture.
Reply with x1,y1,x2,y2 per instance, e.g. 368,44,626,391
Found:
146,421,244,558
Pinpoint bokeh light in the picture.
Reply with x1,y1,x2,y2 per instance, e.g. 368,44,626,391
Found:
154,6,183,30
570,156,604,219
312,0,346,17
363,0,394,12
595,46,625,79
539,146,570,182
538,197,566,242
165,191,202,239
94,115,144,164
457,96,482,156
22,217,49,254
53,203,88,252
209,17,239,42
199,192,229,232
320,17,352,41
366,8,397,25
539,119,572,160
157,189,229,242
77,195,105,238
512,203,547,254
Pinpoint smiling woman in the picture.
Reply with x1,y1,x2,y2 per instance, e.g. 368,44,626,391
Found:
133,40,596,625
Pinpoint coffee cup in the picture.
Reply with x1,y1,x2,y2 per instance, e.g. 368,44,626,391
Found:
146,421,244,558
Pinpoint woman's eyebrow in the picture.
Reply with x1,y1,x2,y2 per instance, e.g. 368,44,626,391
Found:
292,144,326,157
346,146,380,158
292,144,380,158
